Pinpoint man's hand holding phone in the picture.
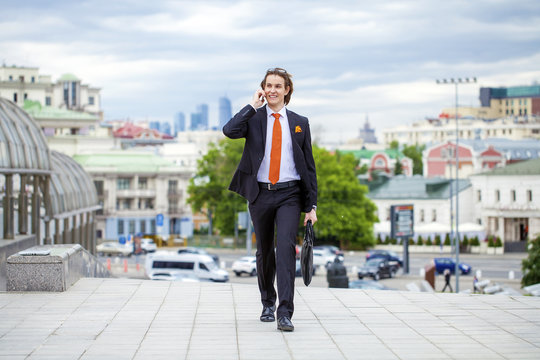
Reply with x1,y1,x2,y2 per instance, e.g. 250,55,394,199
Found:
251,89,266,108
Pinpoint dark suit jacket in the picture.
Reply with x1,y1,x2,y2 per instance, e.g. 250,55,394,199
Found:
223,105,317,213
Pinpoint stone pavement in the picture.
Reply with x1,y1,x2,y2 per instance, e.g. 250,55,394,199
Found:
1,278,539,360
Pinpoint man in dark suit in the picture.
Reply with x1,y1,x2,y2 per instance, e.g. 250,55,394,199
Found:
223,68,317,332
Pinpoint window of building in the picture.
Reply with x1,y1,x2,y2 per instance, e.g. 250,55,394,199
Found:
432,209,437,222
527,190,532,202
94,180,104,196
141,199,154,209
511,190,516,202
496,190,500,202
524,109,527,116
63,82,69,105
88,96,95,105
24,93,28,100
420,209,424,222
477,219,482,225
150,219,156,234
509,129,512,135
129,220,135,234
477,190,481,202
117,178,131,190
123,199,131,209
45,96,51,106
31,76,35,83
118,219,124,235
71,81,77,106
8,75,12,81
140,221,146,234
96,200,104,216
138,177,148,190
13,93,17,102
168,180,178,195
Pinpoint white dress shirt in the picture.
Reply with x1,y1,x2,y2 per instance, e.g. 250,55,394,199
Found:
257,105,301,183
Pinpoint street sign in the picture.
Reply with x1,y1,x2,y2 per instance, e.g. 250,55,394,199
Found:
156,213,164,227
391,204,414,238
390,204,414,275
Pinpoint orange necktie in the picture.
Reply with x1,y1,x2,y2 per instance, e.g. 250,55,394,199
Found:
269,113,282,184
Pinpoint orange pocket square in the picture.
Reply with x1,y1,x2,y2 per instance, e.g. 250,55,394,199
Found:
295,126,302,133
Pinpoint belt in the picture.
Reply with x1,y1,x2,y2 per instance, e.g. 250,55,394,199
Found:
258,181,299,191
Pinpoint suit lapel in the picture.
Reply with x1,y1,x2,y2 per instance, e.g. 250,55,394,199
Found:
259,107,268,149
286,109,297,144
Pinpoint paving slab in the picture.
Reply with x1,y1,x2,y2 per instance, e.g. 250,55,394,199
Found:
0,278,539,359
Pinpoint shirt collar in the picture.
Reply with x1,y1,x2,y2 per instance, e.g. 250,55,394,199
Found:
266,104,287,119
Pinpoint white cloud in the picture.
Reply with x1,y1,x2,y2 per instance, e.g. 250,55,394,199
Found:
1,0,539,143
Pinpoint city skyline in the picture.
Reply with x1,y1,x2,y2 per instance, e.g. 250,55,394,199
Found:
2,0,539,142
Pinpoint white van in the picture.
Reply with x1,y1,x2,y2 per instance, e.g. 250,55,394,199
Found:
145,251,229,282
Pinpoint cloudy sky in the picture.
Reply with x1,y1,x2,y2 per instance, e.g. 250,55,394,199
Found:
2,0,540,143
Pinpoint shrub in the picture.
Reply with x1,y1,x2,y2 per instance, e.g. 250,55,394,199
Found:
462,236,469,247
444,233,451,246
470,236,480,246
434,235,441,246
390,237,397,245
417,235,424,246
488,236,495,247
384,235,390,244
522,236,540,287
495,237,502,247
426,237,433,246
377,233,382,244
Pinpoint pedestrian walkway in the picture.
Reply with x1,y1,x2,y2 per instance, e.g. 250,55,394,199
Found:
1,278,539,359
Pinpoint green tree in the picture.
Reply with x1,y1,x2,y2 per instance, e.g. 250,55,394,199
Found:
357,163,369,175
389,140,399,150
394,159,403,175
313,146,378,249
402,144,425,175
522,236,540,287
187,138,246,235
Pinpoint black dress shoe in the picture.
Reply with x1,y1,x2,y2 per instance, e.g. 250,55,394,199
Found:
277,316,294,332
260,306,275,322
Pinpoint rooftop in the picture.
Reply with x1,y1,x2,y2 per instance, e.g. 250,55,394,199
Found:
23,100,99,121
368,176,471,200
476,157,540,176
1,278,538,359
73,151,183,173
339,148,403,160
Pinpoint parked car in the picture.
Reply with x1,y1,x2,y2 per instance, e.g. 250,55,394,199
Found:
295,259,316,277
366,249,403,268
313,247,344,268
314,245,344,257
177,247,219,265
433,257,471,275
141,238,157,253
349,280,393,290
149,270,200,282
146,251,229,282
96,242,133,257
232,256,257,277
357,258,397,280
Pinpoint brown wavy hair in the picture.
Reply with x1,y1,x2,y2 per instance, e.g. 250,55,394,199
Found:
260,68,294,105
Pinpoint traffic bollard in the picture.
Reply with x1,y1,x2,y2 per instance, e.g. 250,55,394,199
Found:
124,259,128,273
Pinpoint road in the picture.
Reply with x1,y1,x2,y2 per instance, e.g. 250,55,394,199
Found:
99,247,526,287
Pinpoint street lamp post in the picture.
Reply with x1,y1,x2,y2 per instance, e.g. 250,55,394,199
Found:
436,77,477,292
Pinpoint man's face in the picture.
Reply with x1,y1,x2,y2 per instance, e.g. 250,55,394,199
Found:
264,74,289,109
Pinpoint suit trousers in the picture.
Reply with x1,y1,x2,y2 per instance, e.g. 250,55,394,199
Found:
248,184,301,319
